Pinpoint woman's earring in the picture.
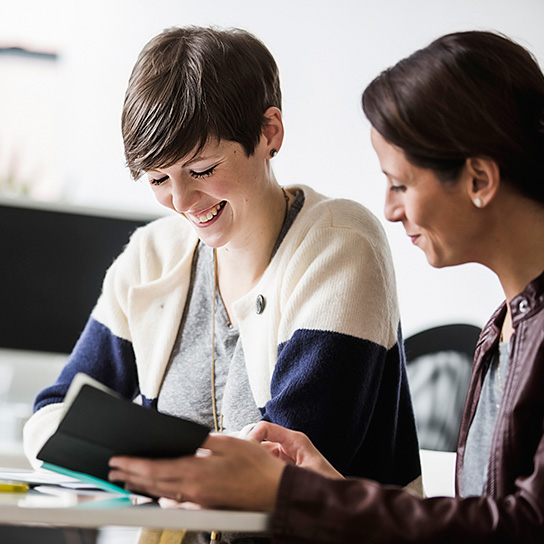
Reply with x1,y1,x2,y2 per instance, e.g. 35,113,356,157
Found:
474,197,483,208
270,148,278,158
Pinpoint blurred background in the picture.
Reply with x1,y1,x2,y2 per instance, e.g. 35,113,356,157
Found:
1,0,543,463
4,0,544,333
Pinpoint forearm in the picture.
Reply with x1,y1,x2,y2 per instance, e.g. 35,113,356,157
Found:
34,317,138,412
273,465,544,544
263,327,420,485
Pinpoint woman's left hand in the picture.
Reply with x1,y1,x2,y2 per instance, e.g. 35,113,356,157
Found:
108,433,285,512
249,421,343,479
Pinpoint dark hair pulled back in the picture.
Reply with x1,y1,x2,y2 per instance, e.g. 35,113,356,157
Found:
362,31,544,204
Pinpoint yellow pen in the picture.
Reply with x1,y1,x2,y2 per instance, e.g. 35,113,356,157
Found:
0,481,29,493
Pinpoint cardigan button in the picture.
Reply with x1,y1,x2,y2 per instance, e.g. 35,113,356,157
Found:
256,294,266,314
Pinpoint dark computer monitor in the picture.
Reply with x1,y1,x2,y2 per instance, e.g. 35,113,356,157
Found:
0,198,157,354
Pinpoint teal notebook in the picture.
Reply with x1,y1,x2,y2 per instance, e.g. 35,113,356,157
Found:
41,462,131,495
37,373,210,496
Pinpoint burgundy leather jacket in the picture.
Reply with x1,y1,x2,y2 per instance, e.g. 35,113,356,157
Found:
272,271,544,543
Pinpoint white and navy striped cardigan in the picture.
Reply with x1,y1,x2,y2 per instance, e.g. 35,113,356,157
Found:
24,185,421,486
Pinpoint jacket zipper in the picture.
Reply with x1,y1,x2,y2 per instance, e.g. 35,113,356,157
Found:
487,330,517,496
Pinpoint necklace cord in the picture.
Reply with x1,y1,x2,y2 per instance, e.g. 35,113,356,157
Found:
211,248,220,433
211,186,290,434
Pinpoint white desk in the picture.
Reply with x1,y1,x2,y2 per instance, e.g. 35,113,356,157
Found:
0,488,271,533
420,449,456,497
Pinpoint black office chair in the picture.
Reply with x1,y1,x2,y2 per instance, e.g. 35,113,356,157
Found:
405,324,481,452
0,526,97,543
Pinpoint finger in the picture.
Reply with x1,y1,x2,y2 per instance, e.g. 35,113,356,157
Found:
260,441,282,455
250,422,308,451
259,441,295,463
109,456,189,481
248,421,285,443
109,468,187,500
109,458,194,483
200,433,248,455
109,456,154,474
251,422,311,457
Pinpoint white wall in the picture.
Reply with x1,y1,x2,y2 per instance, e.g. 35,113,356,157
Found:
2,0,544,336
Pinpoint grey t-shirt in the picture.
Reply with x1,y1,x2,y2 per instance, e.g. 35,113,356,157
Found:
157,240,262,432
461,341,511,497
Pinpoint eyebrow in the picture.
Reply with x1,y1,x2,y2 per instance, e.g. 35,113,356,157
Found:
148,146,221,175
182,154,207,168
182,149,222,169
382,168,405,182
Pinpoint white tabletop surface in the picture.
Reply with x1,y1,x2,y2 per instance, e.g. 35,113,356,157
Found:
0,485,271,533
420,449,456,497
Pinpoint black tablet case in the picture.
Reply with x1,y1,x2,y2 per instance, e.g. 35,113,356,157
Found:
37,384,210,483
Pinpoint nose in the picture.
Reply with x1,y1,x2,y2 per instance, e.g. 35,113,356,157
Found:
384,191,405,223
170,178,197,213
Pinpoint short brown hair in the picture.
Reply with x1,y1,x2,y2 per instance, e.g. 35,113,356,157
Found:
122,26,282,179
362,31,544,203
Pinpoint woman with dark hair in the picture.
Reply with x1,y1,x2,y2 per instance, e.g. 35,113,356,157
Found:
24,26,421,543
110,30,544,542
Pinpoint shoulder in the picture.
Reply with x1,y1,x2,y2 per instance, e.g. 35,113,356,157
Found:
281,185,392,270
290,184,388,245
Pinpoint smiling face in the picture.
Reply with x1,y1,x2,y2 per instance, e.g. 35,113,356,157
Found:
146,137,273,250
371,128,480,269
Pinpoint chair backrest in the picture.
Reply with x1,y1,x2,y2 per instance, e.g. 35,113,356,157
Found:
405,324,481,452
0,199,155,354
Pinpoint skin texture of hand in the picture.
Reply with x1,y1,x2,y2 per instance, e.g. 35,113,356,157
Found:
109,433,286,511
249,421,343,480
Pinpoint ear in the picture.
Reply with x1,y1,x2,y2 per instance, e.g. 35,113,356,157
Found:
465,157,501,208
261,106,284,154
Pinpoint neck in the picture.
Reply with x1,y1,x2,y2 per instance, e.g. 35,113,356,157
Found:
216,183,290,319
490,202,544,301
480,193,544,338
475,191,544,341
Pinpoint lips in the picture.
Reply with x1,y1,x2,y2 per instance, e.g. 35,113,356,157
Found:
187,201,226,226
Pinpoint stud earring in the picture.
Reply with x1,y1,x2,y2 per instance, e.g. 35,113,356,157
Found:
270,148,278,158
474,197,483,208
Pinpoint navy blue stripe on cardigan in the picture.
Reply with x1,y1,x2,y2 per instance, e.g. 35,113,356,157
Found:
34,318,139,412
264,328,421,485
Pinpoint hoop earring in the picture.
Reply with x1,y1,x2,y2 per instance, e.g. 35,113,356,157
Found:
270,148,278,158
